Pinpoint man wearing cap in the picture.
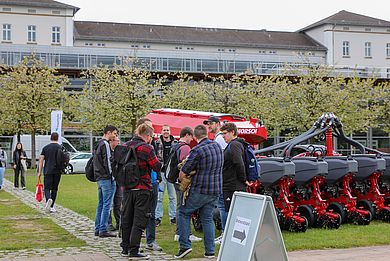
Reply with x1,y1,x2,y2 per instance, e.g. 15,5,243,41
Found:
203,116,227,245
203,116,227,151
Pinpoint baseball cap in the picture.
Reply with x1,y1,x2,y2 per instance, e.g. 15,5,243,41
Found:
203,116,220,125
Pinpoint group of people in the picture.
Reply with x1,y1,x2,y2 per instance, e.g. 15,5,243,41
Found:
89,115,250,260
0,142,32,191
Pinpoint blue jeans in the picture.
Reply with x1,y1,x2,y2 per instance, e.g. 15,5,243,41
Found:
146,182,158,244
0,167,5,188
95,179,116,233
217,194,227,232
178,190,218,254
156,174,176,219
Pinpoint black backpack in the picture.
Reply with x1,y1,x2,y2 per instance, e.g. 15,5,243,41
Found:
165,143,186,183
112,142,144,189
56,146,70,174
85,156,95,182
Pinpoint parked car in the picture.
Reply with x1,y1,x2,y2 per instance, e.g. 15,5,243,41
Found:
64,152,92,174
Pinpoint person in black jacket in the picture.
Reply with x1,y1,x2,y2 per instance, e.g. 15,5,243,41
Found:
220,123,247,213
94,125,118,238
13,142,27,189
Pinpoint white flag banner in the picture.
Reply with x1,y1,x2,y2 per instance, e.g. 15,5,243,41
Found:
51,110,63,144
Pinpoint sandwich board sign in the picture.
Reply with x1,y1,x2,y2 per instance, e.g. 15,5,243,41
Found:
217,192,288,261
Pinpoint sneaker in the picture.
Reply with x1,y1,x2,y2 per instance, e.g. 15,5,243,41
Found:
22,187,26,190
170,217,176,224
128,252,150,260
94,231,99,236
99,231,117,238
50,206,57,213
121,249,129,257
45,199,53,213
174,234,180,241
146,242,162,251
189,234,202,242
215,234,223,244
155,218,161,227
174,248,192,259
204,253,215,258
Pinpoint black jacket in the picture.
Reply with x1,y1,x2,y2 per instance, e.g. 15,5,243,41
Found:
93,138,112,181
13,150,27,167
222,138,247,192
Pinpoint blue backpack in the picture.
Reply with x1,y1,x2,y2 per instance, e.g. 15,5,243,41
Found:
227,140,261,181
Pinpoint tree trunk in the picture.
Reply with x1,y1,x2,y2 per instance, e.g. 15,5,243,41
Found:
31,129,36,169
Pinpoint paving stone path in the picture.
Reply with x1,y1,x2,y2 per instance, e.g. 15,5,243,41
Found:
0,179,180,260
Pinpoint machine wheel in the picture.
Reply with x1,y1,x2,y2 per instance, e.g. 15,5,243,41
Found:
297,205,315,228
213,208,222,231
327,202,347,223
378,208,390,222
64,164,73,175
328,213,342,229
385,197,390,207
357,200,375,220
357,211,372,225
292,216,308,233
191,211,203,231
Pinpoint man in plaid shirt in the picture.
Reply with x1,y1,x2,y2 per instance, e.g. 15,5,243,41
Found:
120,123,162,259
175,124,223,259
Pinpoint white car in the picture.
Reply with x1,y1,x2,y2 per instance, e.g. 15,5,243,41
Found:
64,152,92,174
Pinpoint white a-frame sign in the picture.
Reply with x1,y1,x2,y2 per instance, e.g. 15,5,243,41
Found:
218,192,288,261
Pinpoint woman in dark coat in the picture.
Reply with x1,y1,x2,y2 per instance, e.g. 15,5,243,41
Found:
13,142,27,189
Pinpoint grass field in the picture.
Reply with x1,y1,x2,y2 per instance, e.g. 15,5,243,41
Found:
4,169,390,257
0,189,86,250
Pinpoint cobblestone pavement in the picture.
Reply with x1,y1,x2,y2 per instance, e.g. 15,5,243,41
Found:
0,179,183,260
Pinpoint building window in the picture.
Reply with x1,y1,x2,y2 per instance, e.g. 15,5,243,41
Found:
143,45,150,48
84,42,93,46
175,46,182,50
218,48,225,52
131,44,139,48
365,42,372,57
28,9,36,14
97,43,105,47
342,41,350,56
387,43,390,57
186,47,194,50
51,26,60,43
52,10,61,15
343,27,350,31
2,7,11,12
2,24,11,41
365,28,371,32
27,25,36,42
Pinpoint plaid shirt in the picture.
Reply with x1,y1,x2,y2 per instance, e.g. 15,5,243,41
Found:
181,138,223,195
124,136,162,190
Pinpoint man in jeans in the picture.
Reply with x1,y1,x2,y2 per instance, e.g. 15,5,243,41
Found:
175,125,223,259
121,123,162,259
204,116,228,244
94,125,118,238
155,124,177,226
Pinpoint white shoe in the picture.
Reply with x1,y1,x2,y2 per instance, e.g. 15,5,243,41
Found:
45,199,53,213
189,234,202,242
50,206,57,213
215,234,223,244
174,234,180,241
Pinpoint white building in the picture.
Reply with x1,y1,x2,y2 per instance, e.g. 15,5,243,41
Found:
0,0,389,78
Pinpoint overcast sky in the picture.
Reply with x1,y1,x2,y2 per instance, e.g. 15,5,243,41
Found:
62,0,389,32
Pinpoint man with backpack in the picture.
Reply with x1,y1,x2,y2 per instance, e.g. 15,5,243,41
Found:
93,125,118,238
219,123,247,213
155,124,177,226
120,123,162,259
37,132,65,213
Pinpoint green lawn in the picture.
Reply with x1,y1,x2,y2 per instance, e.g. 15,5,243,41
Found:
5,169,390,257
0,189,86,251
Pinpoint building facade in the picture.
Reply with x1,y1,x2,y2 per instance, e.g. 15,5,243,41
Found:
0,1,389,79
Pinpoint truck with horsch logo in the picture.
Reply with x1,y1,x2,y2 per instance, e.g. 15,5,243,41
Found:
145,109,267,145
